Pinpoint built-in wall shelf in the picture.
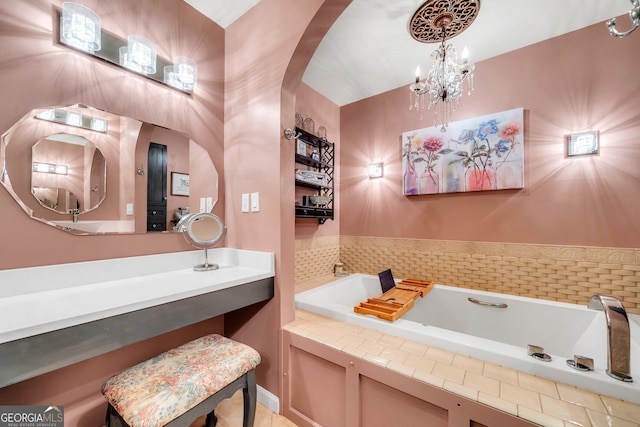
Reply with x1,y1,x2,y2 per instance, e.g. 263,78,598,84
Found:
294,127,334,224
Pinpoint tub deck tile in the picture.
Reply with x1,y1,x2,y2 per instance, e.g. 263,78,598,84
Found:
387,360,415,377
477,392,517,417
425,347,455,365
452,354,484,375
443,381,478,401
555,383,606,413
517,406,565,427
412,370,444,388
404,353,437,374
517,372,559,399
463,371,500,396
600,396,640,423
433,362,465,384
483,362,519,385
399,339,429,357
501,382,542,412
586,408,638,427
540,394,591,426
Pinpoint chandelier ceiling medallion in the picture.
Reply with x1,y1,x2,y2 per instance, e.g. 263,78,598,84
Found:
408,0,480,131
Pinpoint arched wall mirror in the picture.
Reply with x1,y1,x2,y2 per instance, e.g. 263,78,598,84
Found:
0,105,218,235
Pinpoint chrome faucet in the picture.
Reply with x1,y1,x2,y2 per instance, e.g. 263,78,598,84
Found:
69,209,80,223
588,295,633,382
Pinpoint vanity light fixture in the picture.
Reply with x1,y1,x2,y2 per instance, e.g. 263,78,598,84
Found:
33,162,68,175
35,108,108,133
368,162,384,178
60,2,101,53
57,4,197,92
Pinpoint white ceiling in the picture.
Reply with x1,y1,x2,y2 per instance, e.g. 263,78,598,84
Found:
185,0,630,107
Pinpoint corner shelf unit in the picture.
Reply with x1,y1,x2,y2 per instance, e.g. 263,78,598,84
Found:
294,127,334,224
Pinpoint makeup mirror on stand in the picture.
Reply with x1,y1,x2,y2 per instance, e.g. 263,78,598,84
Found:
178,212,226,271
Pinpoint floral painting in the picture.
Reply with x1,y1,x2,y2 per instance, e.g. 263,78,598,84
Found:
402,107,524,195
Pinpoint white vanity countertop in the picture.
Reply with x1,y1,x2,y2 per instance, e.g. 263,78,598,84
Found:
0,248,274,344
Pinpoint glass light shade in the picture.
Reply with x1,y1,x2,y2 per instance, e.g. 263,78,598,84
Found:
54,165,69,175
367,162,383,178
90,118,107,132
164,56,197,92
60,2,101,53
65,112,82,127
126,35,156,75
119,46,142,73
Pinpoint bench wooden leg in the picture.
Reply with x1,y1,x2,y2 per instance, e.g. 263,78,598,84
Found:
242,369,257,427
205,411,218,427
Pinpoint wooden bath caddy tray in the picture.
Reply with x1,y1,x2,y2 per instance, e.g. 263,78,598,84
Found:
354,278,434,322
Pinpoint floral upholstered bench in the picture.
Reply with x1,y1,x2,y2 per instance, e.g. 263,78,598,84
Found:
101,334,261,427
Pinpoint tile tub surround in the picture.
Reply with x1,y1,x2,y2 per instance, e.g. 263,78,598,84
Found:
285,308,640,427
0,248,274,387
294,235,340,283
332,236,639,315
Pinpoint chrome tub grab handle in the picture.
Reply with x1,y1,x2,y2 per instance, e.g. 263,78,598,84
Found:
467,297,508,309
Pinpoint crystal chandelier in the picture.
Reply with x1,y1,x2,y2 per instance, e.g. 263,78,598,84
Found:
408,0,480,131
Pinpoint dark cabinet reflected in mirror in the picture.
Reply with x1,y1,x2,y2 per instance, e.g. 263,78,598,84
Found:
0,105,218,235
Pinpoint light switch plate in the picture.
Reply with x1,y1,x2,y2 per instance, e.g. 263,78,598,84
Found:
206,196,213,212
126,203,134,215
251,192,259,212
242,193,250,213
199,197,206,213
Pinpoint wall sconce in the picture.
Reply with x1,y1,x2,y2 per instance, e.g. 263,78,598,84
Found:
59,3,197,93
35,108,107,133
60,2,101,53
368,162,384,178
567,130,599,156
33,162,68,175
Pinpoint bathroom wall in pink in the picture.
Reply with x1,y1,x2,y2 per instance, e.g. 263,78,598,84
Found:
339,19,640,248
222,0,351,398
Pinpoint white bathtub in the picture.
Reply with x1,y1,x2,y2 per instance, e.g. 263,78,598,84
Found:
295,274,640,403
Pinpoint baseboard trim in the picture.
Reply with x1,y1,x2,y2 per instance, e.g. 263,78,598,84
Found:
257,384,280,414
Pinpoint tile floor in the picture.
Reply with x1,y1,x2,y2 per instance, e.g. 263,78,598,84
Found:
188,390,298,427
